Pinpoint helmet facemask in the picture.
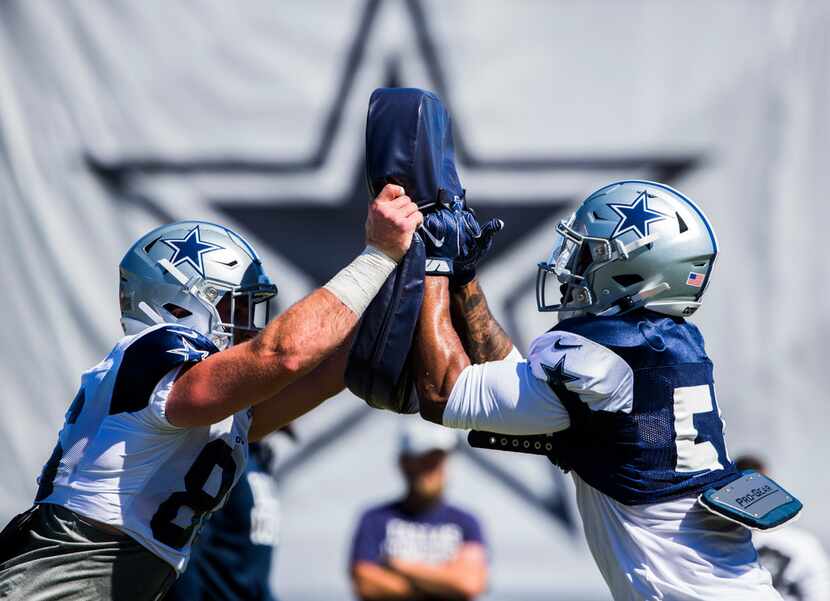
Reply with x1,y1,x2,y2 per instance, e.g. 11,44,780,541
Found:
154,258,277,350
536,214,659,315
214,284,278,346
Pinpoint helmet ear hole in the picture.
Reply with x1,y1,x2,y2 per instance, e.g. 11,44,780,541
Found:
162,303,192,319
143,236,162,253
676,212,689,234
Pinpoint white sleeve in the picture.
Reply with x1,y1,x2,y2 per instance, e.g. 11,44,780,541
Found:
442,330,633,435
136,365,186,431
443,359,571,435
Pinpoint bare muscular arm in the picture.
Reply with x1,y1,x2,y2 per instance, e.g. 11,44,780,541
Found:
247,333,352,442
167,185,422,427
413,277,471,424
449,278,514,364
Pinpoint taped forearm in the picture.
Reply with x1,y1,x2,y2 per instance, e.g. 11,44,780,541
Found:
324,245,397,316
258,245,395,379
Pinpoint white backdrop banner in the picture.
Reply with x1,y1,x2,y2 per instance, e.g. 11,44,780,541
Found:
1,1,828,599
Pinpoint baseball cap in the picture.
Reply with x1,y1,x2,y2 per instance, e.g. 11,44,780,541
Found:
399,420,458,456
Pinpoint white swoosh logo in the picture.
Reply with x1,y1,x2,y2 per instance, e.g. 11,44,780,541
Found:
421,227,445,248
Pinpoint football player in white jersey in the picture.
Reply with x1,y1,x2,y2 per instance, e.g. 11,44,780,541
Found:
0,184,422,601
411,181,781,600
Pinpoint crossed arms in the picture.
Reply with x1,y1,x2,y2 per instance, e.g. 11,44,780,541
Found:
352,544,487,600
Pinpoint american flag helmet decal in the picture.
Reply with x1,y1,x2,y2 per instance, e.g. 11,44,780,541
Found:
686,272,705,288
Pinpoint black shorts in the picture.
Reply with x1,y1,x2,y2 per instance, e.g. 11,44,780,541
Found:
0,504,175,601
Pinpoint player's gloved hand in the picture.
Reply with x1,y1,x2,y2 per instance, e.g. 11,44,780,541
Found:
420,201,466,276
453,208,504,287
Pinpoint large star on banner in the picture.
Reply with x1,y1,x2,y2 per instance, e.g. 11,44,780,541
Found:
167,336,210,362
161,225,222,277
88,0,700,286
540,356,580,390
86,0,704,534
608,190,669,239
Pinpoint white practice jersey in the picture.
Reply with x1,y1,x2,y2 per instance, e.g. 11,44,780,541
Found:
444,312,780,600
754,527,830,601
34,324,251,574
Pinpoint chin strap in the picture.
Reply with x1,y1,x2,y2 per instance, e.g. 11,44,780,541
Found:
157,258,230,348
137,301,165,325
597,282,672,317
614,232,659,260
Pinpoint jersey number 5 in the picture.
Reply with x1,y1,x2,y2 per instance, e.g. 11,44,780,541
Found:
673,384,726,473
151,439,236,549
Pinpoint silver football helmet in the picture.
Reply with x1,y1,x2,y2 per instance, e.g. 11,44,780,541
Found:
119,221,277,349
537,180,717,318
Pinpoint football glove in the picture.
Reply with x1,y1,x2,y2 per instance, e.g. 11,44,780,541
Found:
454,209,504,286
420,201,465,276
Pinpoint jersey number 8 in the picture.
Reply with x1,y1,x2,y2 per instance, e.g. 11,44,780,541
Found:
151,439,237,549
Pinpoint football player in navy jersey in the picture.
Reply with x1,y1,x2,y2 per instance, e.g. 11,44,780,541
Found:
412,181,781,600
0,184,422,601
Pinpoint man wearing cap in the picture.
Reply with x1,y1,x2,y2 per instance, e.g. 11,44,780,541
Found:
349,422,488,601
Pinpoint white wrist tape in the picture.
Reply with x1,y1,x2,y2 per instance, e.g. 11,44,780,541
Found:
324,245,398,316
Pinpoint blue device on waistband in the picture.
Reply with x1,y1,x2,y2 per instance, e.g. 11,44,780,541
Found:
698,470,802,531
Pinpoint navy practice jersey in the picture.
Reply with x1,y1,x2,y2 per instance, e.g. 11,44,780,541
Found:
445,309,738,505
546,309,739,504
34,324,251,573
443,310,774,599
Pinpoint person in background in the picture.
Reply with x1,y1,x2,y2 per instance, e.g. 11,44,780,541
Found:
735,454,830,601
165,430,293,601
349,421,488,600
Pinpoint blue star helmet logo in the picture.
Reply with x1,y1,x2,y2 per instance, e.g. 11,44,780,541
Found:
167,336,210,362
608,190,669,239
161,225,222,276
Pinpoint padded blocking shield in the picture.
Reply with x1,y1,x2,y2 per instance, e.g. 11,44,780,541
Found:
345,235,425,413
365,87,464,209
347,87,463,413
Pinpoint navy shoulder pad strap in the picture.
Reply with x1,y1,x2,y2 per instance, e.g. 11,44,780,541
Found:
345,235,424,414
110,325,218,415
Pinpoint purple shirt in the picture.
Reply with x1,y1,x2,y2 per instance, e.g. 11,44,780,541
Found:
350,500,485,566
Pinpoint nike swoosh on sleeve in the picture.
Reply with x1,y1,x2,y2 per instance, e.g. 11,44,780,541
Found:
420,227,445,248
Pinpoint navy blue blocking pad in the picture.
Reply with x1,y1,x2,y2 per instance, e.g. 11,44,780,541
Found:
345,234,425,414
365,87,464,209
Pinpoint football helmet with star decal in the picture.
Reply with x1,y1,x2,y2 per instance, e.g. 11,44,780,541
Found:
537,180,718,317
118,221,277,349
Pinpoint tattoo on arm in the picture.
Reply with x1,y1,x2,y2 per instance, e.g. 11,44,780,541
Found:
450,279,514,363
